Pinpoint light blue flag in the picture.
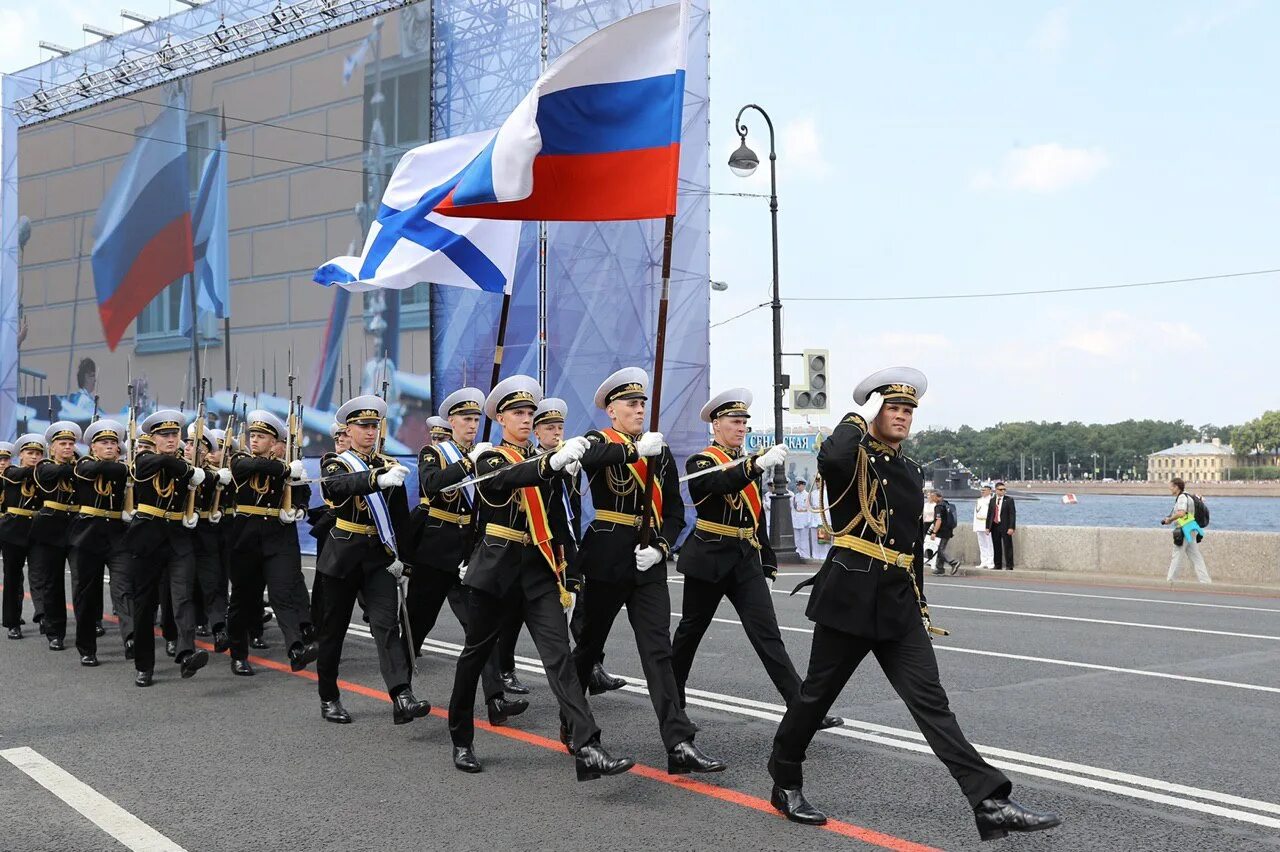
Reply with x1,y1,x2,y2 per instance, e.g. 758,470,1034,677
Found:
180,140,229,333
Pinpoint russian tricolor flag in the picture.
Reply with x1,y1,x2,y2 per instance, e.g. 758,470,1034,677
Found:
435,1,688,222
91,101,194,350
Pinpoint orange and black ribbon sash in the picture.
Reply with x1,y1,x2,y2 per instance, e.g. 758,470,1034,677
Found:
600,428,663,520
701,445,761,524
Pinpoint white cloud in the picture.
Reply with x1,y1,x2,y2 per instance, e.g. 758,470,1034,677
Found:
1030,7,1070,58
780,116,830,180
1058,311,1206,359
971,143,1109,194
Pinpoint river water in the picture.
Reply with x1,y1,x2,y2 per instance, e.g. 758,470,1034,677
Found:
947,494,1280,533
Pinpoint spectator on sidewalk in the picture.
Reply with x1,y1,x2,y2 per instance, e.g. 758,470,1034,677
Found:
791,479,814,560
928,491,961,575
973,484,994,569
1162,478,1211,584
987,482,1016,570
809,475,831,560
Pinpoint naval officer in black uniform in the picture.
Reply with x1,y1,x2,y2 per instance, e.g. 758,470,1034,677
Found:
570,368,724,775
767,368,1061,841
1,435,46,639
447,375,632,782
671,389,841,731
29,420,82,650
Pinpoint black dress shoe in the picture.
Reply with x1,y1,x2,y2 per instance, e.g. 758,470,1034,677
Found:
165,640,177,658
574,742,634,782
80,654,99,667
500,670,530,695
588,662,627,695
231,658,255,676
288,640,319,672
973,797,1062,841
770,785,827,825
195,624,211,637
179,649,209,679
134,670,154,688
262,609,274,624
321,699,352,724
124,638,135,660
667,739,727,775
213,630,230,654
559,719,575,755
391,689,431,725
94,623,106,637
249,636,269,650
818,715,844,730
486,696,530,726
6,627,20,640
47,637,65,651
453,746,482,773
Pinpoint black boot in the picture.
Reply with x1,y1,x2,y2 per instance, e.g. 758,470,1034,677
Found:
500,670,530,695
453,746,482,773
231,658,254,676
667,739,727,775
391,689,431,724
80,654,99,667
179,649,209,679
818,715,844,730
165,640,177,657
7,626,21,640
288,640,320,673
574,742,634,782
134,670,154,688
249,636,269,649
95,622,106,637
213,630,230,654
486,696,529,726
770,785,827,825
973,797,1062,841
47,637,65,651
588,662,627,695
559,719,575,754
195,623,211,637
124,638,135,660
321,699,352,724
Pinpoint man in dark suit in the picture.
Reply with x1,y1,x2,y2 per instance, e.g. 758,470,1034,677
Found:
987,482,1016,569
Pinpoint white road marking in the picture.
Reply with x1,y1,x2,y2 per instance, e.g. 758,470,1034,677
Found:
926,605,1280,641
1,746,187,852
381,630,1280,831
926,583,1280,614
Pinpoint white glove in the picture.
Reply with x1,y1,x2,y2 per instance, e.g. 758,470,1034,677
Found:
565,459,581,477
188,466,206,488
766,575,775,589
457,561,468,581
209,511,223,525
756,444,788,469
634,545,662,572
387,561,405,580
563,591,577,615
121,510,134,523
376,464,409,489
288,460,305,482
549,436,588,471
217,468,231,486
277,507,297,525
635,431,664,458
854,391,884,425
182,514,198,529
467,442,492,464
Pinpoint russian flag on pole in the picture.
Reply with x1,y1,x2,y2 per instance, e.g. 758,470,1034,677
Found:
434,0,688,222
90,100,193,350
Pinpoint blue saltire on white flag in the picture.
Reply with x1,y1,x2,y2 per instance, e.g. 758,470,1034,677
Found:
180,140,229,334
313,130,520,295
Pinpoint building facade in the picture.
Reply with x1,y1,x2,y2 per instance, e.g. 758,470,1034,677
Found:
1147,438,1234,483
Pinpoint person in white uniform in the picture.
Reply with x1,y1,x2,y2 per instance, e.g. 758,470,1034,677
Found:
790,479,814,559
973,484,994,569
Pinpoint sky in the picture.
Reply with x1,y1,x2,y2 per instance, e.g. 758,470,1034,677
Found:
3,0,1277,432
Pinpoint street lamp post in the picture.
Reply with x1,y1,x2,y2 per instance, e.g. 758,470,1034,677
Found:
729,104,795,560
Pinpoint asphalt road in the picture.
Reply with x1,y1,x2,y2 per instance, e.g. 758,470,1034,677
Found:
2,565,1278,852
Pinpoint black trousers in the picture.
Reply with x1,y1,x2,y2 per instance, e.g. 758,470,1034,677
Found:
130,541,196,674
1,542,30,628
450,582,599,750
159,570,178,642
69,547,128,656
934,537,960,571
227,547,311,661
102,549,135,649
193,542,227,632
406,567,504,700
770,622,1010,807
571,575,697,750
28,542,69,640
498,589,594,671
672,571,802,707
991,526,1014,569
315,565,410,701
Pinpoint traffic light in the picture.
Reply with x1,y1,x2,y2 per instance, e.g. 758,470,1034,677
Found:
790,349,828,412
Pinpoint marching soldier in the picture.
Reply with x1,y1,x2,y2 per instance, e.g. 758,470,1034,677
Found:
1,435,45,639
767,369,1061,841
569,368,724,774
447,375,633,781
68,420,131,666
185,423,231,653
313,395,429,725
403,388,525,726
224,410,318,677
30,421,83,651
125,410,209,686
671,389,842,730
427,416,452,446
306,422,348,624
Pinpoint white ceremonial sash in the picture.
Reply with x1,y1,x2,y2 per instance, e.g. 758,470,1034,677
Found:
437,441,473,508
339,449,398,556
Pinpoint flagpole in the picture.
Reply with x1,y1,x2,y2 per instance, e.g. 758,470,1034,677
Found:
537,0,550,388
187,272,201,404
636,214,675,548
482,291,512,441
221,106,231,389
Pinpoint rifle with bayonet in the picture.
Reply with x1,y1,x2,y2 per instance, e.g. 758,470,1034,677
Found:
185,380,207,518
212,388,238,516
123,381,137,516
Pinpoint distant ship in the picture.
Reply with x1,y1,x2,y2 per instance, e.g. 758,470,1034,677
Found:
925,464,1040,501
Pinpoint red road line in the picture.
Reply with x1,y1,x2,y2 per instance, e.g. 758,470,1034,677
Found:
9,587,940,851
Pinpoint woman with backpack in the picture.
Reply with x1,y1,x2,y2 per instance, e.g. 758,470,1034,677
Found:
1162,478,1211,584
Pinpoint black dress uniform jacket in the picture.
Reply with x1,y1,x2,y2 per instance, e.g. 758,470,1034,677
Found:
226,453,310,557
315,450,407,578
404,442,476,572
679,444,776,583
801,412,928,641
125,451,195,558
0,465,39,547
577,430,684,584
30,457,77,546
68,457,129,554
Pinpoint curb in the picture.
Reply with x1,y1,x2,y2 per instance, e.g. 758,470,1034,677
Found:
942,565,1280,598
